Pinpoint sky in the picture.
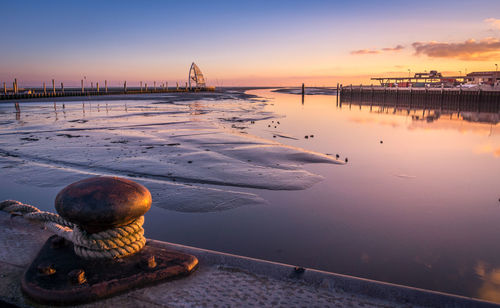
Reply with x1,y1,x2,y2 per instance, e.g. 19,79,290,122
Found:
1,0,500,87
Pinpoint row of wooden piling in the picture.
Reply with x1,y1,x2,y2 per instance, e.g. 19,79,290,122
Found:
1,79,214,100
338,85,500,113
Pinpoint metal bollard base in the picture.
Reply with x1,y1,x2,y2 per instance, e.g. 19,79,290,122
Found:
21,235,198,305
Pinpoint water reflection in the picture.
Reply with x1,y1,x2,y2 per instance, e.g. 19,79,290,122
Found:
475,261,500,302
14,102,20,121
243,89,500,301
340,102,499,137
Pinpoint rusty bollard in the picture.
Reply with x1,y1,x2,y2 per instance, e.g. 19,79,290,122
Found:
55,176,151,234
21,176,199,305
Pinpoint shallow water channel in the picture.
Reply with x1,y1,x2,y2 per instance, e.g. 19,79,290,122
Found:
1,89,499,302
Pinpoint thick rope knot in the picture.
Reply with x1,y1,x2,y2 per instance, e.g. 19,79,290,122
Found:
0,200,146,259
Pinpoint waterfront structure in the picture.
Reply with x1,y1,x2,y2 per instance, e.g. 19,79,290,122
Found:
371,70,470,87
466,71,499,86
188,62,206,89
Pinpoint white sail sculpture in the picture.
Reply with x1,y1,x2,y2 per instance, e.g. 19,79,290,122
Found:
188,62,206,89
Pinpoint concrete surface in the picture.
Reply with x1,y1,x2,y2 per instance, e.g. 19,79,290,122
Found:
0,212,498,308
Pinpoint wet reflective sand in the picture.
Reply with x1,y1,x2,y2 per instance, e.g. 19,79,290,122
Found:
0,89,499,302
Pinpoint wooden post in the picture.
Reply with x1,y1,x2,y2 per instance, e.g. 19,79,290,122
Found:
396,84,399,102
477,89,482,112
61,82,64,94
301,83,305,104
14,78,18,94
124,81,127,93
359,84,362,110
81,80,84,93
105,80,108,93
440,83,444,109
145,83,148,92
336,83,339,106
185,82,188,91
383,83,386,105
97,82,99,93
52,79,55,94
458,84,462,111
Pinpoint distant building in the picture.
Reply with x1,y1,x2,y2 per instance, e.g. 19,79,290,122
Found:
466,71,499,85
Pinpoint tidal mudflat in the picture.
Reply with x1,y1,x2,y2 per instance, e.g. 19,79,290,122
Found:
1,89,499,302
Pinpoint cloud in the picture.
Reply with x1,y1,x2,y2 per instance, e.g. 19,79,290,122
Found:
382,45,404,52
350,45,404,55
412,38,500,61
485,18,500,29
350,49,381,55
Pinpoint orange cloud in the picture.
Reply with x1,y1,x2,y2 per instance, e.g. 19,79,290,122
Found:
351,45,404,55
412,38,500,61
485,18,500,30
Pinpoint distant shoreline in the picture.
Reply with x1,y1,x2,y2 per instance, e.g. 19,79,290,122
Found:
273,87,338,96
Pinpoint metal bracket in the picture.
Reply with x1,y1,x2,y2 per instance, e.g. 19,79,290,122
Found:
22,235,198,305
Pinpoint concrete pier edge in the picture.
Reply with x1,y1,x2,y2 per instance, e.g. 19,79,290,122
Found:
0,211,499,307
154,240,499,308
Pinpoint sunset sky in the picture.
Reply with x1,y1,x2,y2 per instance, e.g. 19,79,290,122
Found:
1,0,500,87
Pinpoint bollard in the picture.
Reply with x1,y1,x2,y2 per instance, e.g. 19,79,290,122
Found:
19,176,198,305
97,82,99,93
55,177,151,233
43,82,46,95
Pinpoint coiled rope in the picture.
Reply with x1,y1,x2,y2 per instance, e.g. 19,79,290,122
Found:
0,200,146,259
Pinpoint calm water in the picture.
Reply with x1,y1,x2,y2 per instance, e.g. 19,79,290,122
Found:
150,89,500,301
1,89,499,302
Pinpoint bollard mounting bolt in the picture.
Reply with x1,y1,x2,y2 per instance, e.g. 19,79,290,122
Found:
142,255,157,269
68,269,87,285
37,263,56,276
